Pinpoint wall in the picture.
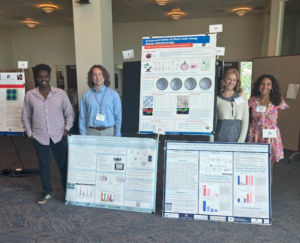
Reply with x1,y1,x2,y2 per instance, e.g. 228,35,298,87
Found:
113,15,263,65
10,26,76,86
0,27,13,68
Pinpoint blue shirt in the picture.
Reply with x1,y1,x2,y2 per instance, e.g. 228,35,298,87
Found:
79,86,122,136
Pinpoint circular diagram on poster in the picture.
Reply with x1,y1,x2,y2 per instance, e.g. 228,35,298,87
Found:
184,78,197,90
170,78,182,90
199,77,212,90
180,61,189,71
156,78,168,90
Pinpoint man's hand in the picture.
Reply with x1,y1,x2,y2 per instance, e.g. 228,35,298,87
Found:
63,129,69,136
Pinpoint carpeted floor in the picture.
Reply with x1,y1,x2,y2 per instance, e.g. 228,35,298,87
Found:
1,135,300,243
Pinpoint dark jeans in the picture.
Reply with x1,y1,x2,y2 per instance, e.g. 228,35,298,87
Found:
32,136,68,194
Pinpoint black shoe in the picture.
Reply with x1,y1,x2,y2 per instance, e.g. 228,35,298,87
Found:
37,192,52,204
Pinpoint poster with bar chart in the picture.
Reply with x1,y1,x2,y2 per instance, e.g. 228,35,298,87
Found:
163,141,271,225
66,135,158,213
139,34,217,135
0,72,25,135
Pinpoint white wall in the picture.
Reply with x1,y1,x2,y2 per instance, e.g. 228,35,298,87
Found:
113,15,263,65
0,27,13,68
10,26,76,86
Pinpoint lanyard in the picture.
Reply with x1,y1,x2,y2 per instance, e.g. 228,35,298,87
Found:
94,88,107,113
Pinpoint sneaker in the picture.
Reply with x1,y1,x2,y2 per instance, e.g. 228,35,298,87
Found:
37,192,52,204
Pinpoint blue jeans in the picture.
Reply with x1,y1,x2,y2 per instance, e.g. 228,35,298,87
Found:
32,136,68,194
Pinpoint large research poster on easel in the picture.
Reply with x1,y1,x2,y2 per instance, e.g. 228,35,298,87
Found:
139,34,217,135
0,72,25,135
163,141,271,225
66,135,158,213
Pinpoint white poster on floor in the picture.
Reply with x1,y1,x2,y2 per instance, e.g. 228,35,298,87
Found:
0,72,25,135
66,135,158,213
163,142,271,225
139,34,217,135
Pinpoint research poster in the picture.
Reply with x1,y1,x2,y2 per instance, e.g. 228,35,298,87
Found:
163,141,271,225
0,72,25,135
66,135,158,213
139,34,217,135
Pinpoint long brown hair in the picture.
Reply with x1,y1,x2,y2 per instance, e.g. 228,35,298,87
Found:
87,65,111,88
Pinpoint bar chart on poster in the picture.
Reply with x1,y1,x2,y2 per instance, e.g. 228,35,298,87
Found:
66,135,158,213
0,72,25,135
163,142,271,225
139,34,217,135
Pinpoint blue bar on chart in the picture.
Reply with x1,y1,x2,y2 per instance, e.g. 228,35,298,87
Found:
202,201,219,213
237,175,254,186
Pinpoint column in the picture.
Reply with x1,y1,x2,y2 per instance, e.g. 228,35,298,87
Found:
72,0,115,105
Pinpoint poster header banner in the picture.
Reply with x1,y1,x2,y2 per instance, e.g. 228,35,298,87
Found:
142,35,210,46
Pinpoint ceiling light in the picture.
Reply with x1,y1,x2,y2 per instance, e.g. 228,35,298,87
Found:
155,0,169,5
232,8,251,16
168,8,185,20
39,4,57,13
24,21,39,28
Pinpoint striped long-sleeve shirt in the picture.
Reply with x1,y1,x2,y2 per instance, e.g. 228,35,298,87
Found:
21,86,74,145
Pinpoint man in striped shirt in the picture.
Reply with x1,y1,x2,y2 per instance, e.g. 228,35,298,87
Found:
21,64,74,204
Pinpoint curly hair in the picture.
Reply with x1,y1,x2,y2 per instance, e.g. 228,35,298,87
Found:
251,74,281,106
219,68,243,94
87,65,111,88
34,64,51,76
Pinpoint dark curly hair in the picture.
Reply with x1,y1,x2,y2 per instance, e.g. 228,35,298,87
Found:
34,64,51,76
219,68,243,94
87,65,111,88
251,74,281,106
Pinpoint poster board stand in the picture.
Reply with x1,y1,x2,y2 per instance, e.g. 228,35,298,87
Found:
0,70,39,177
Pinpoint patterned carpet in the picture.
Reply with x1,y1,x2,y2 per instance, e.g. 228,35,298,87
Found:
1,135,300,243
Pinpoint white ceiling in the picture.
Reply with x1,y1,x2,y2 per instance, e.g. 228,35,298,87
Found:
0,0,299,29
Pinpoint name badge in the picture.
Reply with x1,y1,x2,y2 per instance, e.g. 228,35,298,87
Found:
263,129,276,138
153,125,165,135
96,113,105,122
234,96,244,105
256,105,266,113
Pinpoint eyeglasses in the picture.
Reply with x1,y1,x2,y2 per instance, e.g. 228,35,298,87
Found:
225,77,237,82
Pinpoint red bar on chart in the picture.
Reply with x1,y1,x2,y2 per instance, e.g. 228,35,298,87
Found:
247,194,250,203
251,175,253,186
203,185,206,196
207,189,210,197
246,175,249,185
250,193,252,203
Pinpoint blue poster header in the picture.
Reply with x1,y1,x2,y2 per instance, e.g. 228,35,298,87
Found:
142,35,210,46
